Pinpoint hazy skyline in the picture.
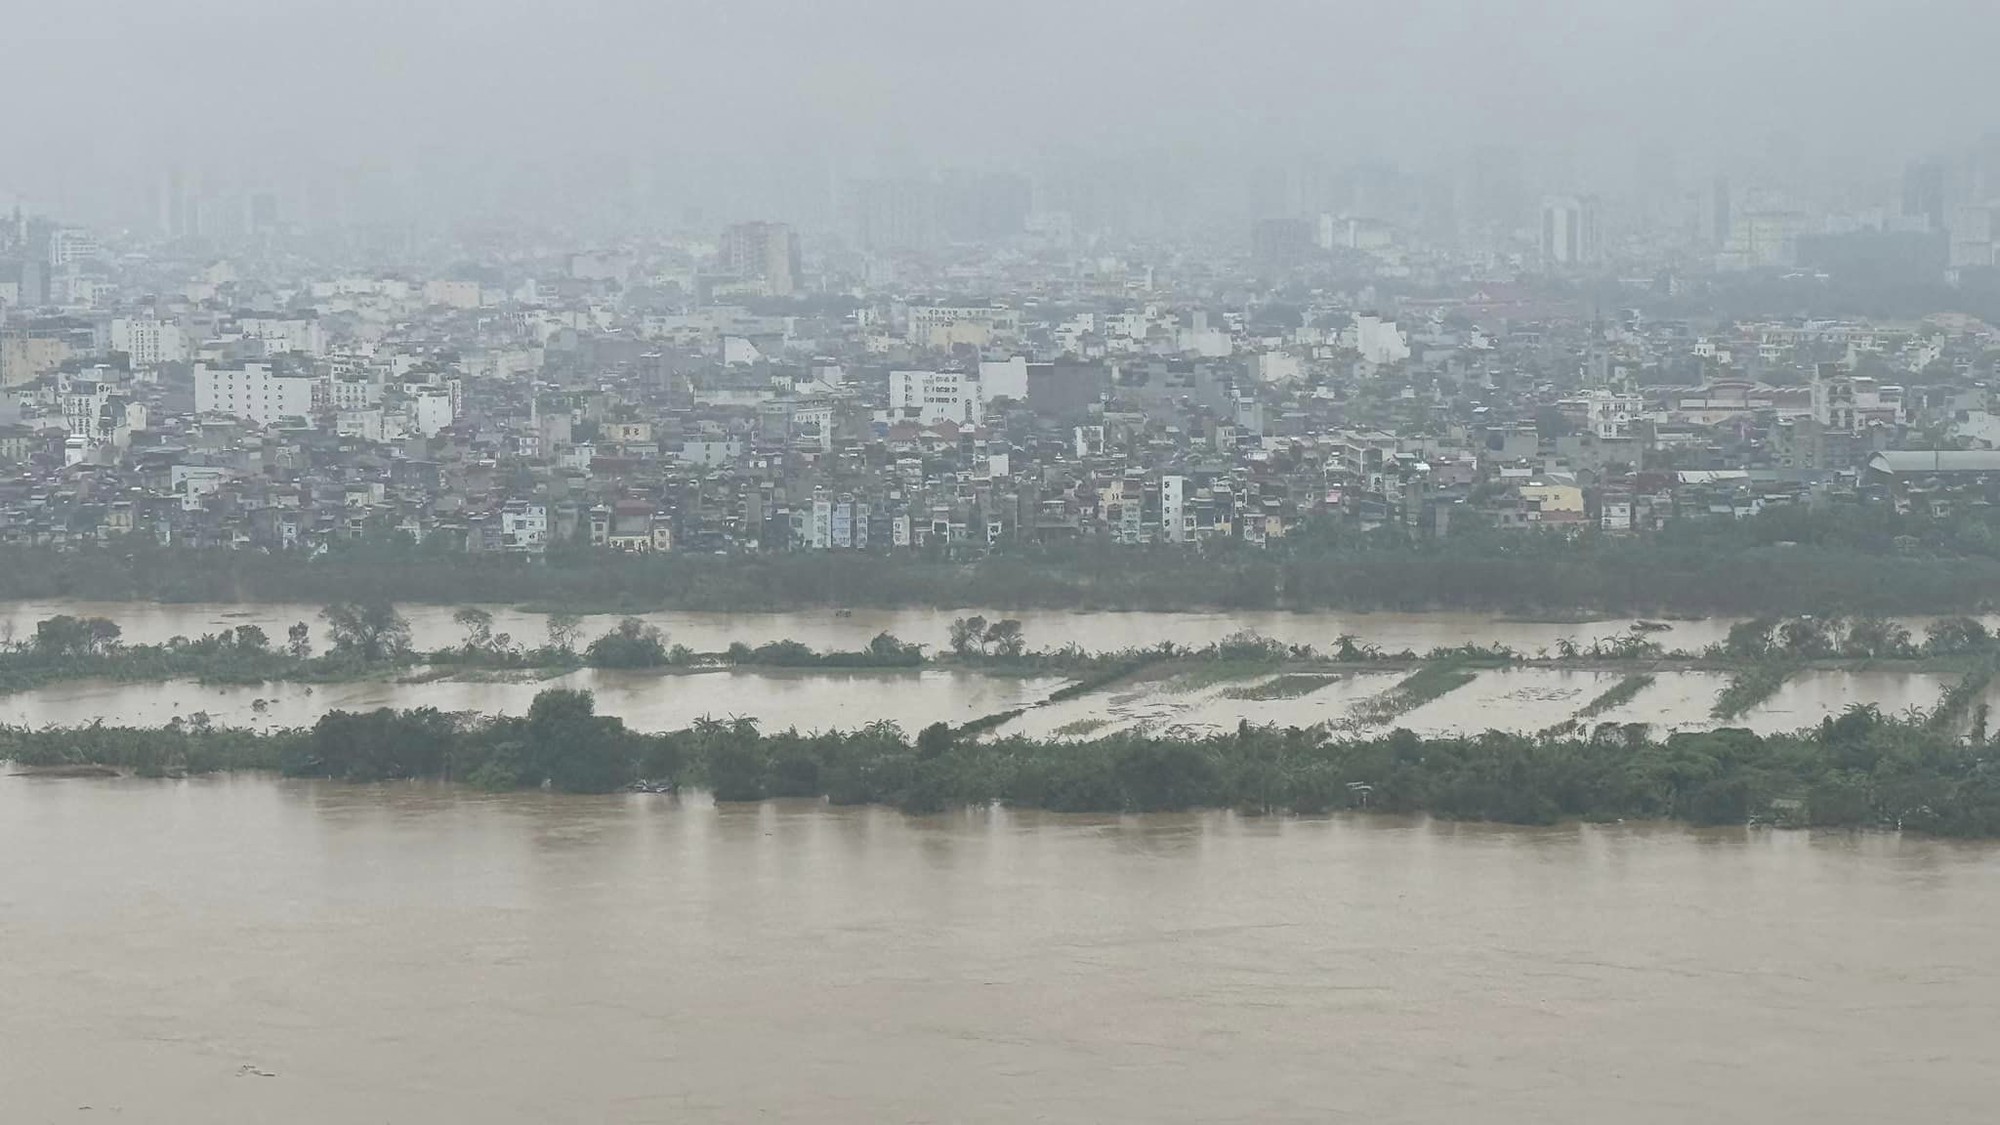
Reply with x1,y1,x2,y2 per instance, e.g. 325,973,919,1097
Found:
5,0,1998,226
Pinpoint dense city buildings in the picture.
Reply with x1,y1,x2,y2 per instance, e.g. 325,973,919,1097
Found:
5,136,2000,567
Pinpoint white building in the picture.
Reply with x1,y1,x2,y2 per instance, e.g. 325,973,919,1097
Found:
109,318,187,367
171,465,229,510
501,503,548,552
1251,352,1303,383
1350,315,1411,365
336,409,390,443
678,437,744,466
237,315,326,357
408,389,454,437
890,370,982,427
977,356,1029,403
1073,425,1106,458
1584,390,1643,439
329,375,381,411
804,496,870,549
423,279,483,309
907,306,1020,350
1162,475,1192,543
62,380,113,443
194,362,316,424
48,229,100,266
1540,195,1600,266
792,404,835,452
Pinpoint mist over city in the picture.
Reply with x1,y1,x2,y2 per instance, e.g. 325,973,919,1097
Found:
6,0,1999,231
6,2,2000,1123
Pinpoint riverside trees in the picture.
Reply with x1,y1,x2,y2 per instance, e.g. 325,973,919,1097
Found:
9,689,2000,836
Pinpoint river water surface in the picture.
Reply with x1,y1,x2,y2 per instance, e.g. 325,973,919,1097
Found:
3,775,1997,1123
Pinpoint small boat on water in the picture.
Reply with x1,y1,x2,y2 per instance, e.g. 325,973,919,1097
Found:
626,780,678,794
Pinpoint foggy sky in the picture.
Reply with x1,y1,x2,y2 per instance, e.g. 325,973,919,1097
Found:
4,0,1996,226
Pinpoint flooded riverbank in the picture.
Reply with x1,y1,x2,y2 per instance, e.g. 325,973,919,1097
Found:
0,599,1767,656
0,661,1956,740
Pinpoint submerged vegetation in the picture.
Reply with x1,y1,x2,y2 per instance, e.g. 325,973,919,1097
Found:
1344,662,1483,728
9,687,2000,838
1710,664,1800,721
1575,674,1657,720
1221,673,1344,701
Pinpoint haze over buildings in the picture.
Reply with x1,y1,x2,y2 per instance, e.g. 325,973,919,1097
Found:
1,0,2000,560
3,0,1998,230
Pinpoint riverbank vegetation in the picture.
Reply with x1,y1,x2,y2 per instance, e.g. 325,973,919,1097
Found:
10,504,2000,615
9,687,2000,838
10,602,2000,723
1575,674,1657,720
0,604,937,695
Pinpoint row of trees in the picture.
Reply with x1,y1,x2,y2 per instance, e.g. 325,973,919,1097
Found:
9,689,2000,836
1712,615,1998,661
15,501,2000,615
948,616,1027,658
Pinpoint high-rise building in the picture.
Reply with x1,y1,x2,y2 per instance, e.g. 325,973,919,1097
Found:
1903,158,1948,232
1540,195,1600,266
716,221,801,296
250,193,279,235
110,317,188,367
47,229,99,266
937,171,1031,243
1251,217,1315,270
1703,175,1732,246
1468,146,1528,234
844,178,937,253
1950,205,1996,268
194,362,316,425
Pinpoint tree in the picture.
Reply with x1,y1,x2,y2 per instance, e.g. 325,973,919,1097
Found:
521,689,621,791
1843,617,1912,658
232,624,270,653
915,721,955,760
320,601,412,662
286,622,312,660
982,618,1026,658
546,612,583,653
32,616,89,658
1778,616,1838,659
949,615,989,656
1925,617,1991,657
1722,618,1778,660
584,618,670,668
453,607,496,652
31,615,121,659
866,632,923,665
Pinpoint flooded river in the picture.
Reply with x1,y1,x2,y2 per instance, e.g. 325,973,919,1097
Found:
0,598,1761,657
0,599,1975,737
3,775,1997,1123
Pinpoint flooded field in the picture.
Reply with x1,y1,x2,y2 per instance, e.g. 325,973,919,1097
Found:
1000,666,1953,740
0,667,1067,736
0,599,1762,657
0,600,1972,739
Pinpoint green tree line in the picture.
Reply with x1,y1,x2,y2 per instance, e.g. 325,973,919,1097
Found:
8,688,2000,837
9,503,2000,614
